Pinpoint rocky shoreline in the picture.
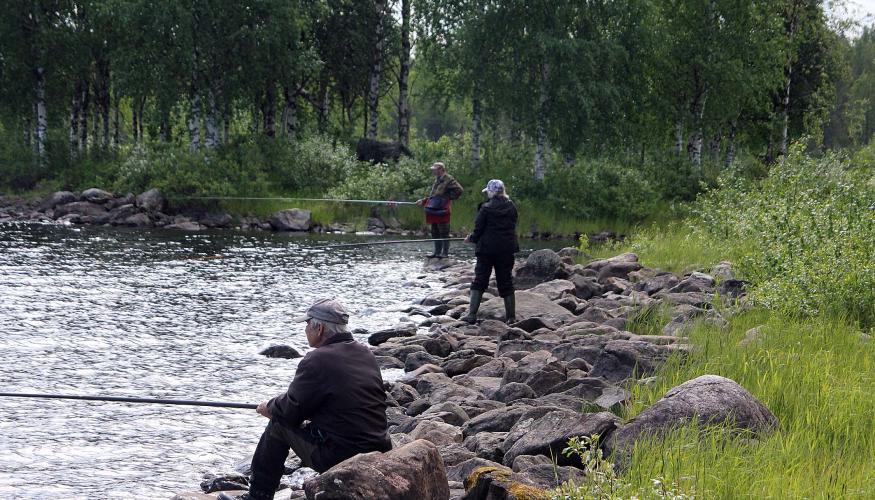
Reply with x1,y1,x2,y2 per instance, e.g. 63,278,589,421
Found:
0,188,621,243
174,249,775,500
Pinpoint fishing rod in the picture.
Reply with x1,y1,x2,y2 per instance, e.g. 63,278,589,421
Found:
0,392,258,409
320,237,465,249
169,196,417,205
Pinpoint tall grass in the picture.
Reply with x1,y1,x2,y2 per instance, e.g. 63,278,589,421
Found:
557,311,875,499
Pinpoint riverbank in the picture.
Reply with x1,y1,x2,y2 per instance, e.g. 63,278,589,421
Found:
0,188,629,245
174,247,817,499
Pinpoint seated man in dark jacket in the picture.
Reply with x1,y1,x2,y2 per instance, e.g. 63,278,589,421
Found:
219,298,392,500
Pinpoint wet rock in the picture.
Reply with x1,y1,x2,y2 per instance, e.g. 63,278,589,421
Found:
259,345,302,359
502,409,621,467
199,473,248,493
606,375,780,457
376,355,405,369
464,431,507,462
165,221,204,231
53,201,108,219
441,350,492,376
524,369,567,397
501,351,563,385
408,419,464,446
136,188,167,212
514,249,562,289
423,336,454,357
40,191,78,210
406,351,445,372
422,401,471,426
389,382,421,406
81,187,114,204
199,212,233,228
303,439,449,500
369,323,418,346
269,208,312,231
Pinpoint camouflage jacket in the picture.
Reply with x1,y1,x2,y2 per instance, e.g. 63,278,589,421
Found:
429,174,463,200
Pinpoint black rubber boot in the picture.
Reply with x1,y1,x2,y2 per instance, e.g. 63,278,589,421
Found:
461,289,483,324
439,239,449,258
503,294,516,324
428,240,441,259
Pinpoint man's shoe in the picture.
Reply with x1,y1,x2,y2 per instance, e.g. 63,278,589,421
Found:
426,254,439,259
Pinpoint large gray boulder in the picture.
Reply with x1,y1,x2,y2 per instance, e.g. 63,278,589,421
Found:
514,249,562,289
478,291,573,323
501,409,621,467
303,439,450,500
527,279,576,300
81,187,113,204
136,188,167,212
606,375,779,457
40,191,78,210
588,339,678,383
53,201,109,219
269,208,312,231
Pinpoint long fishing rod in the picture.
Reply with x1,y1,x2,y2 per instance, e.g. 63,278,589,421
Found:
0,392,257,409
169,196,417,205
320,237,465,249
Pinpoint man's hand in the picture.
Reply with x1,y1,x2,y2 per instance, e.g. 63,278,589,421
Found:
415,198,425,207
256,401,272,419
464,234,472,243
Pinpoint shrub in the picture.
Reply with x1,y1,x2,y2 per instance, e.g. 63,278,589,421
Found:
694,142,875,326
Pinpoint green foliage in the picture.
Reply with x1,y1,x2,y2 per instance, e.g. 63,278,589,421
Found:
695,143,875,326
113,143,270,202
553,434,695,499
327,156,432,202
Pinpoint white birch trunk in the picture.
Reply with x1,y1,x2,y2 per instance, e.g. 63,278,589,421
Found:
367,0,386,140
70,81,82,157
98,61,110,149
112,95,119,148
79,84,89,152
534,60,550,181
471,95,482,171
725,121,737,167
204,86,219,149
34,67,47,164
282,87,298,140
675,121,684,155
397,0,411,147
780,65,792,158
188,83,202,152
263,84,276,138
687,87,708,167
319,86,330,133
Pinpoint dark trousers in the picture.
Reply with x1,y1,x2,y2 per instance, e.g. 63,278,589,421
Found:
430,222,451,256
248,420,329,499
471,252,515,297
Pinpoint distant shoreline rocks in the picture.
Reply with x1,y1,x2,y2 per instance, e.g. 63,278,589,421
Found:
0,189,622,244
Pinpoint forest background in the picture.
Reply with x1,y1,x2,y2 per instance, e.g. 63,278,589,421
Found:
1,1,873,497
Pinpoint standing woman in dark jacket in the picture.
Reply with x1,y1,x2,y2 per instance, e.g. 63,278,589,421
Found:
462,179,519,324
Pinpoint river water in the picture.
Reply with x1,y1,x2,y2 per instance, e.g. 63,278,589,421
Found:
0,223,507,499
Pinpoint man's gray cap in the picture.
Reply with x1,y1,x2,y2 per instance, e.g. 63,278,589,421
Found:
292,298,350,325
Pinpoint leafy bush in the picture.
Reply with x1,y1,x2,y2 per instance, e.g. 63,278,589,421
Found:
695,142,875,326
114,142,271,202
327,156,432,201
269,135,362,193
